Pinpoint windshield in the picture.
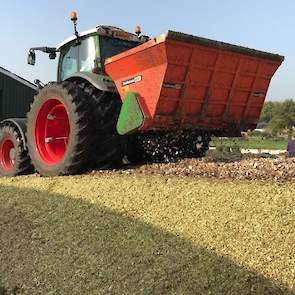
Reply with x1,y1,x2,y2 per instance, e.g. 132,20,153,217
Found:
60,45,78,81
100,36,139,66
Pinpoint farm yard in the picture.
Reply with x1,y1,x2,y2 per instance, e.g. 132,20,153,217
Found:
0,156,294,294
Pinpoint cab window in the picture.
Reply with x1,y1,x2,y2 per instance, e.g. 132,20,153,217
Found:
78,36,96,72
100,36,139,66
60,45,78,80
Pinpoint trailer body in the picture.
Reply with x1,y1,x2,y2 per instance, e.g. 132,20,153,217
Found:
105,31,284,135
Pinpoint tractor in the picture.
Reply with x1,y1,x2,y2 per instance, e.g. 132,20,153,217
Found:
0,12,284,177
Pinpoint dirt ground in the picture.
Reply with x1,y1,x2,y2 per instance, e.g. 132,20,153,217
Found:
97,154,295,183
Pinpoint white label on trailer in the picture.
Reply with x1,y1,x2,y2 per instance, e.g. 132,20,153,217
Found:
122,75,142,86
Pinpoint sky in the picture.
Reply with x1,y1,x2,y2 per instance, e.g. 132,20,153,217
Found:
0,0,294,101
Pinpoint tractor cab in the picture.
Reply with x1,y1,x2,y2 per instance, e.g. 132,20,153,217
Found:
56,25,148,81
27,11,149,84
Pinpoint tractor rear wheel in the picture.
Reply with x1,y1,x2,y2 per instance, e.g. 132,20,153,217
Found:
27,82,93,176
0,123,33,177
74,82,123,169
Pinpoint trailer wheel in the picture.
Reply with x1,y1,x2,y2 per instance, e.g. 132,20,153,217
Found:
123,134,145,164
190,133,211,157
74,82,123,169
0,123,33,177
27,82,93,176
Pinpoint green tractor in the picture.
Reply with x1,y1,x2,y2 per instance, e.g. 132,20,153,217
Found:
0,13,148,177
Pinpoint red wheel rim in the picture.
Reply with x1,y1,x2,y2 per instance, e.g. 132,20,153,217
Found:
0,136,15,171
35,98,70,165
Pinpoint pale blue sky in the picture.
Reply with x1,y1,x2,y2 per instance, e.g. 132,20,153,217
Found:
0,0,293,100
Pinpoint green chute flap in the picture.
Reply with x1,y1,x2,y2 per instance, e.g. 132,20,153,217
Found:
116,92,144,135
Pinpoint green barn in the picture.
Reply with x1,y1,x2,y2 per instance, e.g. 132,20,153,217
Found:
0,67,36,121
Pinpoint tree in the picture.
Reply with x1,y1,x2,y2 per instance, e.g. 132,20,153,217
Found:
269,99,295,135
259,101,275,123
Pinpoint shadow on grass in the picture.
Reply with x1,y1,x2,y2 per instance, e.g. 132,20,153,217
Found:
0,186,293,294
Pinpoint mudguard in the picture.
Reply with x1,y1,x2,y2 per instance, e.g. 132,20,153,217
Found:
65,72,117,93
0,118,28,150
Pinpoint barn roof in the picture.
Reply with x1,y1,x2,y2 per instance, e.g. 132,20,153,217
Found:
0,67,36,90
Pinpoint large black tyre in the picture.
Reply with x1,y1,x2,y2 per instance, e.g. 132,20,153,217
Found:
124,134,146,164
0,122,33,177
74,81,123,169
27,82,94,176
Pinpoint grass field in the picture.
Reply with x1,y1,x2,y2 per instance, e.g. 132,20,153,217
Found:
0,174,294,294
211,137,288,150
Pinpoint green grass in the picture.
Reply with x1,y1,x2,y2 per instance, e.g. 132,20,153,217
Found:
211,137,288,150
0,174,294,294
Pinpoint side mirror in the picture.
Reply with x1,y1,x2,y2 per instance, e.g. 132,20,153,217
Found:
27,51,36,66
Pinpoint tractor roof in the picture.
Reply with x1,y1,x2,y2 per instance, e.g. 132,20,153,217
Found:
56,25,144,50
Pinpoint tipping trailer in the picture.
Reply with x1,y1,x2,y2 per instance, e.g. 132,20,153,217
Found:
0,12,284,176
105,31,284,134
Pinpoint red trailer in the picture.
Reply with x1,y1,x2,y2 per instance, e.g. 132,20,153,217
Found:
105,31,284,135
